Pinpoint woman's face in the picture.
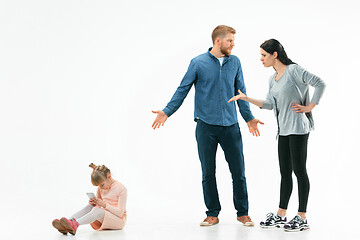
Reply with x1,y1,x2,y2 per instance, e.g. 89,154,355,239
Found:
260,48,275,67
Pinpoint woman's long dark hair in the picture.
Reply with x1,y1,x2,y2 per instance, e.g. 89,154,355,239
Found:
260,39,295,65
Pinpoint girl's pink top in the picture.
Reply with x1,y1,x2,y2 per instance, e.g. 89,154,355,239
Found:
90,180,127,230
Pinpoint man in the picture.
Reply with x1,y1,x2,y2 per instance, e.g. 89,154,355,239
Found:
152,25,263,226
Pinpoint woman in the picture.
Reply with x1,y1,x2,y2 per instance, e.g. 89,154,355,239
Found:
228,39,325,232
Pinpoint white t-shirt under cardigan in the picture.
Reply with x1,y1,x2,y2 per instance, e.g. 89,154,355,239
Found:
261,64,326,137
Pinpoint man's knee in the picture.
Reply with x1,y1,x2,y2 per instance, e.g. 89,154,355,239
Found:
202,173,216,182
232,174,246,182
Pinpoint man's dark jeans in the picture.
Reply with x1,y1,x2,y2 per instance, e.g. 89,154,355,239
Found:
195,120,249,217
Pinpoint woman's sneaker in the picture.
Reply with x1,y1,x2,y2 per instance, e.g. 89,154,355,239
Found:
284,215,310,232
260,212,287,228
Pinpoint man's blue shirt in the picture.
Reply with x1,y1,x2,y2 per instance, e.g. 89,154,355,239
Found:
163,48,254,126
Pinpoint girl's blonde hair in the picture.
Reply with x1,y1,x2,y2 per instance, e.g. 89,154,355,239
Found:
89,163,111,186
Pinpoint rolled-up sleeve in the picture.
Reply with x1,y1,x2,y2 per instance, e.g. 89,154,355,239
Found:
293,65,326,105
261,93,274,110
261,77,274,110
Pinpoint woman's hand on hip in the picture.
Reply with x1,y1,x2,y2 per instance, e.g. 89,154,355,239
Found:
291,102,316,113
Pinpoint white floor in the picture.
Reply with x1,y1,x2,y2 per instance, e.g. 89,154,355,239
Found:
4,216,358,240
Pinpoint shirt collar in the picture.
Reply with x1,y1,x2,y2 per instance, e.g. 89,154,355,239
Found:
207,47,230,64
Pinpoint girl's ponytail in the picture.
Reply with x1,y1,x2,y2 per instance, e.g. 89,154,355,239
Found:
89,163,97,170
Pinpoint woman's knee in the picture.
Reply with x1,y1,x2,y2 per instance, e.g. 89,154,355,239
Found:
280,170,292,179
293,169,308,180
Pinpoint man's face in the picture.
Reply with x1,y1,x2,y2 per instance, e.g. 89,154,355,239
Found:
219,33,235,56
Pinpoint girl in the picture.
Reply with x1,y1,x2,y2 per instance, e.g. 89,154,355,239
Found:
52,163,127,235
229,39,325,232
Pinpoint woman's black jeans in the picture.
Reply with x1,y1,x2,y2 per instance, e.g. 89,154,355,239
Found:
278,133,310,212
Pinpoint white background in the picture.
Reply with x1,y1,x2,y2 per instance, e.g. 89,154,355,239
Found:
1,0,359,239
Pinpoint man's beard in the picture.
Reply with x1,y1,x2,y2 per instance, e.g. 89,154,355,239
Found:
220,45,231,56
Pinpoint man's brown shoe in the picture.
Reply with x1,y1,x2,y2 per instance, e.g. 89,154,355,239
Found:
200,216,219,226
237,215,255,226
